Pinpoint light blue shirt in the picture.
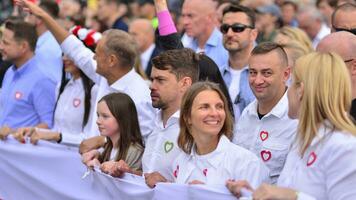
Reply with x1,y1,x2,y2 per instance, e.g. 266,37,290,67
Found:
35,31,63,83
0,56,56,128
183,28,228,70
221,65,255,119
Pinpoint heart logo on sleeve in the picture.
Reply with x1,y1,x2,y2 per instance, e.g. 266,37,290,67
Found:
173,165,179,178
203,168,208,177
164,141,174,153
15,91,22,100
260,150,272,162
260,131,269,141
73,98,81,107
307,152,317,167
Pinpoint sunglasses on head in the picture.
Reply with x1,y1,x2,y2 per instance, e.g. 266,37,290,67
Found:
333,27,356,35
220,23,254,34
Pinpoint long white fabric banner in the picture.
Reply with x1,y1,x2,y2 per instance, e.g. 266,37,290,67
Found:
0,137,238,200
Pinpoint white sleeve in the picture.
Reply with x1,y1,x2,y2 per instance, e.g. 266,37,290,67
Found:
297,192,317,200
238,158,270,189
325,141,356,200
60,35,101,84
60,131,86,146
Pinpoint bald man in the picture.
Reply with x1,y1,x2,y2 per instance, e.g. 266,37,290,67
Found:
317,31,356,120
129,18,162,76
331,3,356,35
181,0,228,70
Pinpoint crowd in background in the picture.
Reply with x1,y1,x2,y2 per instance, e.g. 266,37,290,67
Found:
0,0,356,199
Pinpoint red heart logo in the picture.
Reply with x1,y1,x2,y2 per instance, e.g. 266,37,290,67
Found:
260,131,269,141
307,152,317,167
73,98,81,108
173,165,179,178
260,150,272,162
15,91,22,100
203,168,208,177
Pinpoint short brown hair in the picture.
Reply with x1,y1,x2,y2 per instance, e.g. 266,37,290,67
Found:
103,29,137,68
251,42,288,67
4,19,37,52
178,81,234,154
151,48,200,83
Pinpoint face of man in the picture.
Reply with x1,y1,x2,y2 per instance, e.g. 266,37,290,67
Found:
0,28,24,63
97,0,111,21
222,12,257,52
297,13,320,39
150,67,184,110
333,10,356,32
281,4,296,24
94,37,110,77
129,20,153,52
182,0,210,38
317,1,334,20
248,50,290,105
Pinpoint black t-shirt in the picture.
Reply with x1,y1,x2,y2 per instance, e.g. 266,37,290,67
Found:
351,99,356,121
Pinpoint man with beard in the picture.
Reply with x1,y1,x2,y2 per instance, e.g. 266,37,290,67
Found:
220,4,258,122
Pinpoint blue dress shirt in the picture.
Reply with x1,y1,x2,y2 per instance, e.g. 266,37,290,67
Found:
183,28,229,70
0,56,56,128
35,31,63,83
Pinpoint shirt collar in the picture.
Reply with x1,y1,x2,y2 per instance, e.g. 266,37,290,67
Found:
189,135,230,169
205,28,222,47
110,68,137,91
247,90,288,119
12,56,36,75
154,109,180,129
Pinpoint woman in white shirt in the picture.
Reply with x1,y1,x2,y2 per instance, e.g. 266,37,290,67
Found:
12,27,100,146
227,52,356,199
145,82,269,188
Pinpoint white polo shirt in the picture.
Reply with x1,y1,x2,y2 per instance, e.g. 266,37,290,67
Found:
142,110,181,181
233,92,298,184
172,135,269,188
278,121,356,200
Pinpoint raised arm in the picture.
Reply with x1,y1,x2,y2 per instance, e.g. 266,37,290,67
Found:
15,0,69,44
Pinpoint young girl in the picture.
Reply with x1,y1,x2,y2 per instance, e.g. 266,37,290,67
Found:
227,52,356,199
82,93,144,173
145,82,269,188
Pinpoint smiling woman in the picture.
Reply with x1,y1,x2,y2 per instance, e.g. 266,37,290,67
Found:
171,82,269,187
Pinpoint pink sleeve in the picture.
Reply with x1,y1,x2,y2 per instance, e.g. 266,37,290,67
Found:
157,10,177,36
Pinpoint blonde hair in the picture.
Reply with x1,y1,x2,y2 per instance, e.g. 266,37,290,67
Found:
178,82,234,154
293,52,356,156
276,26,314,53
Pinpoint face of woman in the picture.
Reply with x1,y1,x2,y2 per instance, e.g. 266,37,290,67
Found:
96,101,120,138
63,55,80,76
188,90,226,140
287,82,302,119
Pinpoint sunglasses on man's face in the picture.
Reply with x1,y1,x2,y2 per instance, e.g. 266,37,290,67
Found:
333,27,356,35
220,23,254,34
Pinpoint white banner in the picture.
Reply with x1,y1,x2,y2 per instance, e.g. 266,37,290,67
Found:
0,137,240,200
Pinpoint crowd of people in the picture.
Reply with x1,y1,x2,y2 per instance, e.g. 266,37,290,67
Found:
0,0,356,199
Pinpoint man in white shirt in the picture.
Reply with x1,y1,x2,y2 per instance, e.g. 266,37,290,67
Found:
220,4,258,122
129,18,161,77
233,42,298,184
297,6,330,49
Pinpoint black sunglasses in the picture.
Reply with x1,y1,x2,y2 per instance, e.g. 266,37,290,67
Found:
220,23,254,34
333,26,356,35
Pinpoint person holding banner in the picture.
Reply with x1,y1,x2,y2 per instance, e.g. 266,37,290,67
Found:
226,52,356,199
147,82,269,188
82,93,144,173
